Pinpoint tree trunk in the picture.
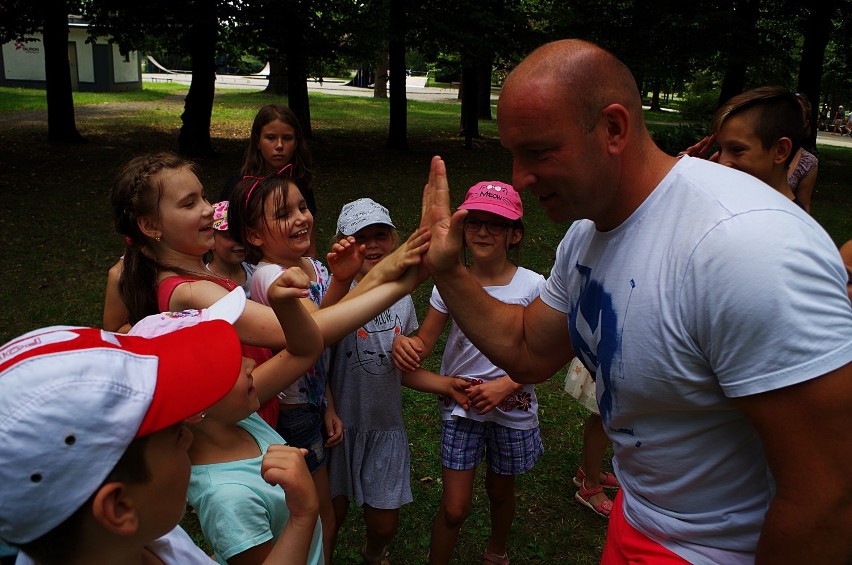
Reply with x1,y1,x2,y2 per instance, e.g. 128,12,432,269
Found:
797,0,838,149
284,0,311,138
649,84,661,112
266,57,288,96
374,55,388,99
386,0,408,150
476,56,492,121
178,0,217,157
718,0,759,106
459,55,479,148
43,1,84,143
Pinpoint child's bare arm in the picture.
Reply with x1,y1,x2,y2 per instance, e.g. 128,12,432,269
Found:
103,258,131,333
680,134,717,159
322,236,364,307
401,369,470,410
342,226,431,302
267,267,321,358
392,335,426,372
311,256,428,348
253,269,324,404
260,445,320,565
323,386,344,448
392,306,448,371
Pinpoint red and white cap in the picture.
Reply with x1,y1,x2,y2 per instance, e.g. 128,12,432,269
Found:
127,286,246,338
0,319,242,545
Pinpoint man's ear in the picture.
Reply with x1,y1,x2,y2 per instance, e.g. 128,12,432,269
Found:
774,137,793,165
137,215,161,241
600,103,630,156
90,482,139,536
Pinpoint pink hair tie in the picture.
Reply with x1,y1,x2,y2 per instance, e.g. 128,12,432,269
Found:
243,163,293,206
124,236,134,246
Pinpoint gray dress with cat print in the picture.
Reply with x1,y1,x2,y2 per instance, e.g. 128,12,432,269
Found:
327,288,418,509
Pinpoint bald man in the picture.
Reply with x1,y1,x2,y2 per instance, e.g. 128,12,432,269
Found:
420,40,852,564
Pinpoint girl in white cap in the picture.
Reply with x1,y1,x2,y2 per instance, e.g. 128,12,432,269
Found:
392,181,545,565
326,199,469,565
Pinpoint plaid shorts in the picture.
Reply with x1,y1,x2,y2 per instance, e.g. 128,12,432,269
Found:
440,418,543,475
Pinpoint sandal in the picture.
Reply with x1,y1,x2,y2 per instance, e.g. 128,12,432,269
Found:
574,478,613,518
482,549,510,565
573,467,620,489
361,543,390,565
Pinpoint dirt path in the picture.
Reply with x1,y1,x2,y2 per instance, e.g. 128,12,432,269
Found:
0,93,186,130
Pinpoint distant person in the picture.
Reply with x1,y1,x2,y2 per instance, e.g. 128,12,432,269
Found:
832,104,846,134
419,39,852,563
221,104,318,257
786,94,819,213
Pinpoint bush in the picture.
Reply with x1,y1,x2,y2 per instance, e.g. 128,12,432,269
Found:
650,124,709,156
680,91,720,123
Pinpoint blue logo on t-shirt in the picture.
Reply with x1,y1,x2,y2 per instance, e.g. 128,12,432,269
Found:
568,263,623,425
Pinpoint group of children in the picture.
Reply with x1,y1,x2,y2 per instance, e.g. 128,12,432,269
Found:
0,103,551,565
7,84,849,564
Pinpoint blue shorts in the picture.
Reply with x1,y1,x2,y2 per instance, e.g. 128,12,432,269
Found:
276,404,328,473
440,418,543,475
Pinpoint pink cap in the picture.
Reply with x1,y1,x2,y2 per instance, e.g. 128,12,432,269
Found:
458,181,523,220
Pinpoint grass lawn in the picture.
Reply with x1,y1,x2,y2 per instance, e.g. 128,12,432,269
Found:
0,84,849,564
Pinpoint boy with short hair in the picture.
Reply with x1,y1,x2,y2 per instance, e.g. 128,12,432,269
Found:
711,87,809,208
0,306,319,564
682,87,811,210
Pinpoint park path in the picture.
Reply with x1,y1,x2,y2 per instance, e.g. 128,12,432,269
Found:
0,93,186,130
2,84,851,149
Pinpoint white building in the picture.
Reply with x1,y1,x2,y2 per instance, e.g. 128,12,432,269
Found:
0,16,141,92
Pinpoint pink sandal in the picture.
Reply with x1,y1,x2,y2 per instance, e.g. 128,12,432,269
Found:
574,467,620,489
574,478,614,518
482,549,510,565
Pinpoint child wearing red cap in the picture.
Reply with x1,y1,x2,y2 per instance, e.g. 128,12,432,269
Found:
0,281,321,564
392,181,545,565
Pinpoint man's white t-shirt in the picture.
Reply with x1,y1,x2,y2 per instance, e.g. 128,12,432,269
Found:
541,156,852,563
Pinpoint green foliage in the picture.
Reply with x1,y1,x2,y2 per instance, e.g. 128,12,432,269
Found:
679,90,720,123
649,124,709,156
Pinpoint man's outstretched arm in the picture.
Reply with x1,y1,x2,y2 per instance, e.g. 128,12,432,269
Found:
421,155,574,382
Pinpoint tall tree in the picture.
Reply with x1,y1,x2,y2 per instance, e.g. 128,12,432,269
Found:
0,0,84,142
86,0,222,156
386,0,408,150
798,0,841,148
177,0,218,156
717,0,760,105
414,0,536,146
